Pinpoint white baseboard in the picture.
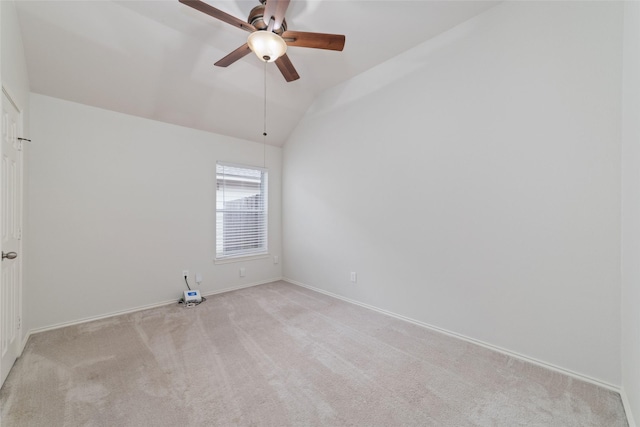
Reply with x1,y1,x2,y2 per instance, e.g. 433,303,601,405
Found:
19,330,30,356
622,389,637,427
200,277,284,299
25,277,283,338
283,277,621,394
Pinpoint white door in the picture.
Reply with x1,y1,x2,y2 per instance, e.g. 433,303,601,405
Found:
0,89,23,386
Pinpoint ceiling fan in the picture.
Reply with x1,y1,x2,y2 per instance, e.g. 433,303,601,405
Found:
179,0,345,82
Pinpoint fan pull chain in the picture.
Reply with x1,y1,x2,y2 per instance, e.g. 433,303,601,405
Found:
263,61,267,168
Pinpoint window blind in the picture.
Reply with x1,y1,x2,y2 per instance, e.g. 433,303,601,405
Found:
216,163,268,259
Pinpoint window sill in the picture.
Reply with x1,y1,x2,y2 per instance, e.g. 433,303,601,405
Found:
214,253,270,265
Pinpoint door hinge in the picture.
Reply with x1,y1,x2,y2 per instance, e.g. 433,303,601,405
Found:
17,316,21,330
17,228,22,240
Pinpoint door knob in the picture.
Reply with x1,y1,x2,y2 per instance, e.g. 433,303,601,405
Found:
2,252,17,260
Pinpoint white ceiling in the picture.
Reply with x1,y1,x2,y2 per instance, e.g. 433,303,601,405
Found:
15,0,498,146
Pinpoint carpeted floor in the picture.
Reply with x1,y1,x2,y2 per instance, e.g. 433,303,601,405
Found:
0,280,628,426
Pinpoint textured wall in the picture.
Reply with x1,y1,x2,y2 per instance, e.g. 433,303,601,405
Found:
622,2,640,425
26,94,282,331
283,2,623,386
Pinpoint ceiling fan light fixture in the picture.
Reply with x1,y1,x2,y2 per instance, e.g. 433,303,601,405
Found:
247,31,287,63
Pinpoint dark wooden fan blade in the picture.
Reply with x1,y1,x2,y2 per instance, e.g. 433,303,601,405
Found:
263,0,290,31
275,54,300,82
179,0,256,33
281,31,345,51
214,43,252,67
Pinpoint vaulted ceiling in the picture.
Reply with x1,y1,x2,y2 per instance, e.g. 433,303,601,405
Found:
15,1,498,146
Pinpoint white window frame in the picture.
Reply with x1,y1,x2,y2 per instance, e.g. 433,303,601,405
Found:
215,162,268,262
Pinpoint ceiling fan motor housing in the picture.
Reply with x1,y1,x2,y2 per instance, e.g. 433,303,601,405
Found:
177,0,345,82
248,5,287,35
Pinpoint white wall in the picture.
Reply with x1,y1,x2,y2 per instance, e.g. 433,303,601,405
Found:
1,0,29,109
621,1,640,424
283,1,623,386
1,0,30,346
26,94,282,332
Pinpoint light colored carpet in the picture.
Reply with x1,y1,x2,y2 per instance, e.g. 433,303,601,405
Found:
0,280,628,426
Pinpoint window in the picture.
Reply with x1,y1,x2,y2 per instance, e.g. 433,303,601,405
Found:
216,162,268,260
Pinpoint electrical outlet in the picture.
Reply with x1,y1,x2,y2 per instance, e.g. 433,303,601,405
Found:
239,267,246,277
274,255,279,264
350,272,357,283
195,273,203,283
182,270,189,279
